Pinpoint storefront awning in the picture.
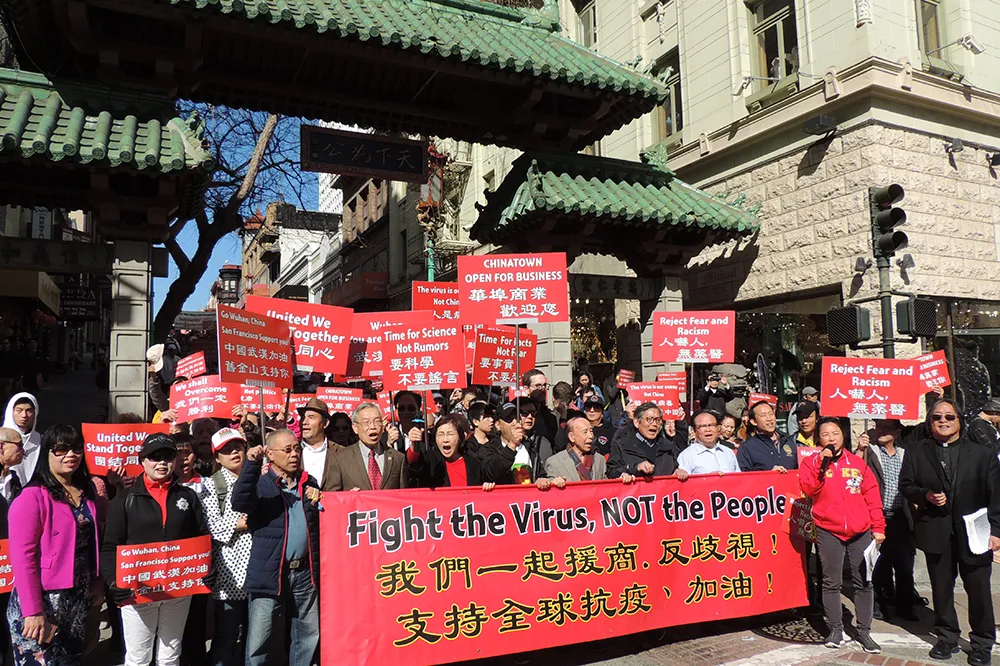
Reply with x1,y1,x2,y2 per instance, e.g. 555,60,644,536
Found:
0,270,60,314
470,151,759,277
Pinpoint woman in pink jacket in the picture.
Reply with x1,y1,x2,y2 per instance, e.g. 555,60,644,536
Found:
7,425,104,666
800,417,886,655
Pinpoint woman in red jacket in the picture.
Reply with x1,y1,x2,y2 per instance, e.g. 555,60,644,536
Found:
800,417,886,654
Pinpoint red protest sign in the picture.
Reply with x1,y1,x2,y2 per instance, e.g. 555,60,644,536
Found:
624,382,685,419
288,394,315,412
170,376,241,422
618,369,635,383
652,311,735,364
782,496,817,544
346,311,435,377
471,326,538,386
412,282,460,321
0,541,12,594
656,372,688,394
320,472,807,666
376,391,393,422
175,351,207,380
245,295,353,375
458,252,569,325
217,304,292,389
316,387,365,415
916,350,952,391
116,536,213,605
82,423,170,477
820,356,920,420
240,385,283,412
381,320,466,391
749,393,778,409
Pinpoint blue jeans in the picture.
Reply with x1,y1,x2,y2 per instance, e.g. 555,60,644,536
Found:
245,568,318,666
212,599,247,666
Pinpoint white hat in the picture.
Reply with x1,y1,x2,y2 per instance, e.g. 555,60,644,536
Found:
145,344,165,373
211,427,246,454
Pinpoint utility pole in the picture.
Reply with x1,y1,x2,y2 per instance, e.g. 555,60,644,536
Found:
418,143,448,282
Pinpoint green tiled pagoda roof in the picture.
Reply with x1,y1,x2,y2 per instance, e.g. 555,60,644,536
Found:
170,0,667,103
0,69,215,173
471,152,759,242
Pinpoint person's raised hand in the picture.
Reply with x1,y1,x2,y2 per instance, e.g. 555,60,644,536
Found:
246,445,266,462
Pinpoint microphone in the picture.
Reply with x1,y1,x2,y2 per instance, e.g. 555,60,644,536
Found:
819,444,836,478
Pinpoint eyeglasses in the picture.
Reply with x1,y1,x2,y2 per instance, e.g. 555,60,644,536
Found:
529,383,549,390
357,419,383,428
694,423,719,430
931,414,958,422
0,439,22,448
640,417,664,425
51,444,84,456
270,445,302,455
519,410,536,418
146,450,176,463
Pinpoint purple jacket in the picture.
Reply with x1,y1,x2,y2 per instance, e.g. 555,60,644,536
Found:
9,486,103,617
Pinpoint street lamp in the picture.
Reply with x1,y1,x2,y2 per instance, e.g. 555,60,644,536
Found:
418,142,448,281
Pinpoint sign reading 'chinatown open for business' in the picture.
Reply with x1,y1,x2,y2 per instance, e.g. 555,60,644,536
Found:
320,472,807,666
380,320,465,391
820,357,920,420
458,253,569,325
652,311,735,364
216,304,293,389
245,295,352,375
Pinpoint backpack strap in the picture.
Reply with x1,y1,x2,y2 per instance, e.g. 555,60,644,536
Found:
212,470,229,514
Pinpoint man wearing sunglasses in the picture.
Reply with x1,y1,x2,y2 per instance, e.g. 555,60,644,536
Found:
390,391,426,454
900,399,1000,666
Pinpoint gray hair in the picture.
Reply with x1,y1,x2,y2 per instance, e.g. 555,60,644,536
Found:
265,428,297,449
0,427,21,445
351,402,383,423
633,402,662,423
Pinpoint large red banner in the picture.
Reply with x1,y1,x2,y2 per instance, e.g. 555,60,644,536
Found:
381,320,466,391
175,351,208,380
320,472,806,666
652,311,735,364
471,326,538,386
346,311,435,377
170,376,241,422
244,295,353,375
916,350,952,391
317,387,366,415
0,540,12,595
82,423,171,477
624,382,685,419
116,536,212,605
412,282,460,321
458,253,569,325
820,356,920,420
217,304,293,389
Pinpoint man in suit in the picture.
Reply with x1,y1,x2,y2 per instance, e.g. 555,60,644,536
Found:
899,399,1000,666
299,397,338,487
545,415,605,482
323,402,407,491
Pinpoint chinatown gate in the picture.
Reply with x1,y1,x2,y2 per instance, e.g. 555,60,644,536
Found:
4,0,756,414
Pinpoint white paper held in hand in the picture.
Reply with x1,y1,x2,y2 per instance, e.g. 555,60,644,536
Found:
864,538,881,582
964,507,991,555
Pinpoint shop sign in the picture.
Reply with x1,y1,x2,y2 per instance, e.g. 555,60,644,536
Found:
820,357,920,420
458,252,569,325
30,207,52,240
300,125,428,183
60,286,99,322
651,311,735,364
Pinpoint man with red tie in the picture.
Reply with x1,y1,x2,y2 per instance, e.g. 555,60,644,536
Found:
323,403,407,492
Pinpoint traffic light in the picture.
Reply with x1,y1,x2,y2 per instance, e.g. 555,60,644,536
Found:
826,305,872,347
870,184,907,258
896,297,938,337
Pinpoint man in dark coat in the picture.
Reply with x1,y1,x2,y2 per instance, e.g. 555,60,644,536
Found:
736,401,798,472
899,399,1000,666
696,373,733,417
232,428,322,666
607,402,685,481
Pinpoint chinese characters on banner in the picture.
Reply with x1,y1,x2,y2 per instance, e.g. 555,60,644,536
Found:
316,387,366,415
216,304,293,389
652,311,735,364
820,357,920,420
170,376,241,422
458,253,569,324
175,351,208,380
916,350,952,391
0,540,11,594
471,326,538,387
239,385,284,412
319,472,807,666
380,321,466,392
624,383,685,419
412,282,460,321
617,369,635,383
82,423,170,477
655,372,688,395
346,311,435,377
748,393,778,410
244,296,353,375
116,536,213,605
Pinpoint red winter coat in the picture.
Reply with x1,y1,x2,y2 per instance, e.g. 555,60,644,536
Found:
799,449,885,540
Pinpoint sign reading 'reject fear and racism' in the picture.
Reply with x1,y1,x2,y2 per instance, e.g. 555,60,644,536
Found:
458,253,569,325
652,311,735,364
216,304,293,389
820,357,920,420
245,295,353,375
82,423,171,477
320,472,807,666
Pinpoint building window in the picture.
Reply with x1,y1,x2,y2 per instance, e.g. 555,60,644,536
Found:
751,0,798,90
653,51,682,143
916,0,941,56
399,229,408,277
575,0,598,48
268,260,280,283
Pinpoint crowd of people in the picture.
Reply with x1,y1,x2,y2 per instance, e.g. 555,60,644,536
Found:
0,356,995,666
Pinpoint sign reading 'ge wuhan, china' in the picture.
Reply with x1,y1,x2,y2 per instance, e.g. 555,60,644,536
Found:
216,304,293,389
320,472,807,666
652,311,735,364
458,253,569,325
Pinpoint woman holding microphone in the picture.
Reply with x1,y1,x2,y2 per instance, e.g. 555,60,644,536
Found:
799,417,885,655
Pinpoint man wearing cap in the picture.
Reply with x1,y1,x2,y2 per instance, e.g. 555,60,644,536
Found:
787,386,820,437
967,397,1000,453
201,428,253,666
297,397,339,487
101,433,211,666
582,398,616,456
696,373,733,417
324,403,407,492
792,401,820,448
481,402,561,489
